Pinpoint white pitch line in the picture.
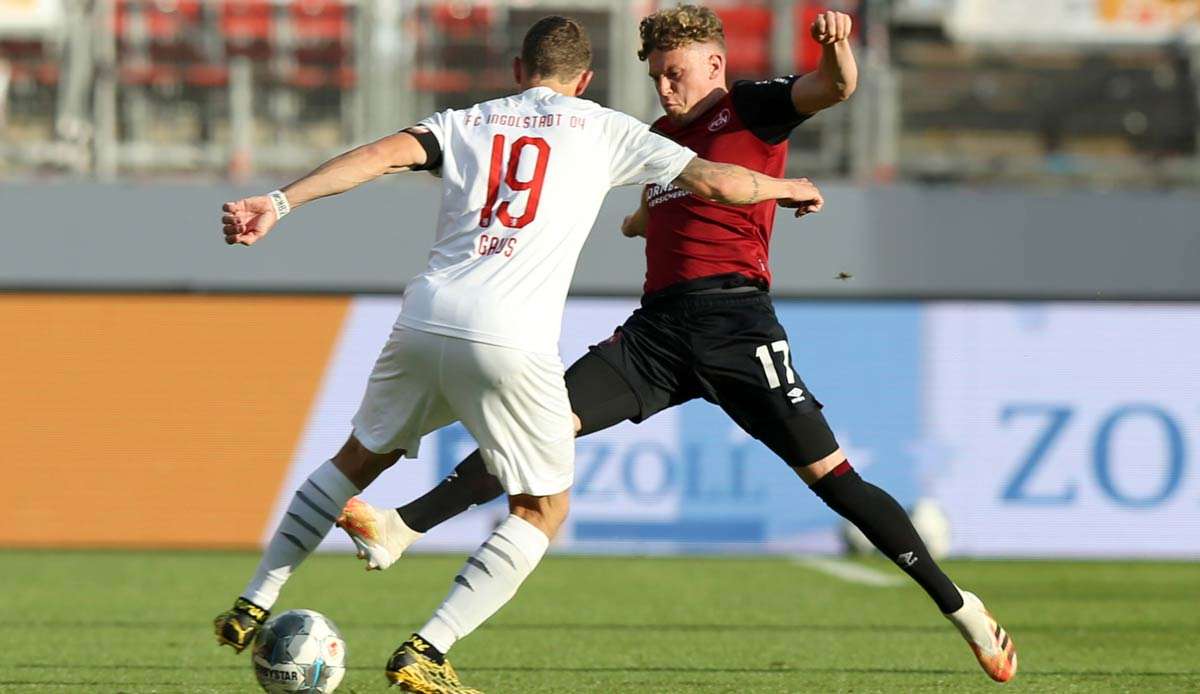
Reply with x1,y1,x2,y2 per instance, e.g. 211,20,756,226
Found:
793,556,905,587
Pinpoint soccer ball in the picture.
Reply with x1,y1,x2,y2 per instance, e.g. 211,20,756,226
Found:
909,498,952,560
252,609,347,693
839,498,952,560
839,518,875,556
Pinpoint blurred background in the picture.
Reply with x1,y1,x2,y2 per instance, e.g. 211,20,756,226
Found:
2,0,1198,559
3,0,1200,185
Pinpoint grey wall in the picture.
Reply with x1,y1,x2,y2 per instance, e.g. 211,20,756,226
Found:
1,179,1197,298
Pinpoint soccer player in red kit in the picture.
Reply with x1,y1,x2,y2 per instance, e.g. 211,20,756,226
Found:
339,6,1017,683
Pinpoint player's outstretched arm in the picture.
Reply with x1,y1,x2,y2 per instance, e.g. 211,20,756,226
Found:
790,10,857,115
220,131,430,246
672,158,824,217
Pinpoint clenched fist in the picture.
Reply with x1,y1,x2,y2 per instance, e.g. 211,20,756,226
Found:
221,197,278,246
777,177,824,218
811,10,852,45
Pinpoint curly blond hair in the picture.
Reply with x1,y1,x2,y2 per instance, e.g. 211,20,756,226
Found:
638,5,726,61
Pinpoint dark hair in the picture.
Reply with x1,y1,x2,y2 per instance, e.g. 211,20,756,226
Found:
521,16,592,80
638,5,725,61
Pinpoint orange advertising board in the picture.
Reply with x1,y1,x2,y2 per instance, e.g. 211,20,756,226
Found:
0,294,349,548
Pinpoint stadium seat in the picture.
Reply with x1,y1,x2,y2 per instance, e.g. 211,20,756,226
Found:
143,0,203,39
115,0,206,60
0,39,59,87
412,68,472,93
221,0,273,59
410,3,496,96
333,64,356,89
431,2,493,39
290,0,347,43
184,63,230,88
284,0,354,89
713,5,772,78
114,0,219,88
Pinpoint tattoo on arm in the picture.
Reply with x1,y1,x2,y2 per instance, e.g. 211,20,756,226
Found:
742,172,761,205
716,161,761,204
678,158,770,205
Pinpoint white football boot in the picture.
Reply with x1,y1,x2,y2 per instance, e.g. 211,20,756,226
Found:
945,589,1018,683
336,497,424,571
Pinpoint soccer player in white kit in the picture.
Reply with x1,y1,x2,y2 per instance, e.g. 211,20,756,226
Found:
214,16,823,692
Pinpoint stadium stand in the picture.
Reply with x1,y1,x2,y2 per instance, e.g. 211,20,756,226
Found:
1,0,1196,186
714,4,773,79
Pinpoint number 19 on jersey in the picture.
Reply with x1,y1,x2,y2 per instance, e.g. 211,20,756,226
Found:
479,134,551,229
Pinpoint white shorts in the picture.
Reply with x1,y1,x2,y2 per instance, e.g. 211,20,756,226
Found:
351,326,574,496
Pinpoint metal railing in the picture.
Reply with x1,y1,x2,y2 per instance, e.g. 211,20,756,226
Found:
1,0,1197,188
0,0,877,181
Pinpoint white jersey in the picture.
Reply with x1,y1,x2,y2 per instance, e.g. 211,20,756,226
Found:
396,86,696,355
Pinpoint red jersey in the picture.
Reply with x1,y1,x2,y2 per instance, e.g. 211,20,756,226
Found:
643,76,811,295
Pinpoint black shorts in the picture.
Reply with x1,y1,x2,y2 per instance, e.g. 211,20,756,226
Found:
582,288,840,467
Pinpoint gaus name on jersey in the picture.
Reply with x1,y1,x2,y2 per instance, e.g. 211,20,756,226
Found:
477,233,517,258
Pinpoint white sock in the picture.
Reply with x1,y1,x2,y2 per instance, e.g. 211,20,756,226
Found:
945,588,999,653
242,460,359,609
417,514,550,654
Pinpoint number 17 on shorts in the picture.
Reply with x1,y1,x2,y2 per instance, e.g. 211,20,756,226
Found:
755,340,807,405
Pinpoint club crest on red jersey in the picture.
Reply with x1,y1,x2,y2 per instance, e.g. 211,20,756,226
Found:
708,108,731,132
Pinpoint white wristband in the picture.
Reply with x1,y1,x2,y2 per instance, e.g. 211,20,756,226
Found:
267,190,291,220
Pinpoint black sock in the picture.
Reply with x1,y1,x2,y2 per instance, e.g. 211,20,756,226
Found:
410,633,445,664
397,451,505,533
810,461,964,613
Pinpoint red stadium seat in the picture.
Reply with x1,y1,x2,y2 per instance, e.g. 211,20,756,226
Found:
221,0,273,58
333,65,356,89
145,0,203,39
432,2,493,39
33,62,61,86
287,64,325,89
113,0,214,85
152,0,205,62
714,5,772,77
279,63,356,89
119,63,181,88
1,39,59,86
412,68,472,93
284,0,352,89
290,0,347,42
477,69,513,90
114,0,203,42
184,63,230,88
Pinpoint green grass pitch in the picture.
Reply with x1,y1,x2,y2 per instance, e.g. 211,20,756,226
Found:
1,550,1197,692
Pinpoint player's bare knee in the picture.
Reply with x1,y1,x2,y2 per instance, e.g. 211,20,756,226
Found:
794,448,846,485
332,435,402,489
509,492,570,539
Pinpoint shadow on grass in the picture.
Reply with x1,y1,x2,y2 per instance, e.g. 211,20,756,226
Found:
5,620,1196,635
4,664,1197,679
